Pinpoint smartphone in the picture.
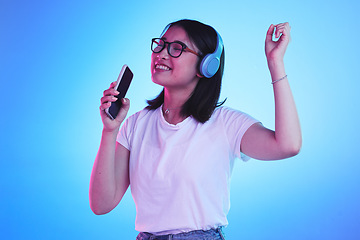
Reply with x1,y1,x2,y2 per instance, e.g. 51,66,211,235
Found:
105,65,133,120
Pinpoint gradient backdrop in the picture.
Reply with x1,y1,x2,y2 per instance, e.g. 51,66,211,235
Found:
1,0,359,239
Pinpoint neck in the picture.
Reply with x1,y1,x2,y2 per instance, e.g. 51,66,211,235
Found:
162,88,191,124
163,106,181,115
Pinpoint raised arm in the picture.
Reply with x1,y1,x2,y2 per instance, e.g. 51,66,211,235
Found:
89,81,131,214
241,22,302,160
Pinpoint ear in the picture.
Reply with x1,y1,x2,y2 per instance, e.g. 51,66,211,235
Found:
196,73,204,78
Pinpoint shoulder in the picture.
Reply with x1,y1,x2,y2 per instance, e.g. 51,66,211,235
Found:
210,106,260,129
121,107,156,130
127,107,157,122
120,107,158,137
212,106,251,120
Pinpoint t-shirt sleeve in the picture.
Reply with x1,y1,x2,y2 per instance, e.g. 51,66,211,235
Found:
116,118,131,150
116,111,139,151
220,107,260,161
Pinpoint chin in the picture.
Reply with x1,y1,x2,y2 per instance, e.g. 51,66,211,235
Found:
151,74,166,87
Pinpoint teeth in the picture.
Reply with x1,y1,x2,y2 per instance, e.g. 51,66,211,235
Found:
156,64,170,71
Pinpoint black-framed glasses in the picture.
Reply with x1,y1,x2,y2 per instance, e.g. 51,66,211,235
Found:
151,38,200,58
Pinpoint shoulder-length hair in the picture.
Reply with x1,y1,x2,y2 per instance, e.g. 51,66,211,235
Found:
146,19,226,123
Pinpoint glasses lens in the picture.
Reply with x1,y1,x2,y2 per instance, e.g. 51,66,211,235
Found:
169,42,184,57
152,39,164,53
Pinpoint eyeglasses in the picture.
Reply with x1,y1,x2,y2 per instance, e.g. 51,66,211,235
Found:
151,38,200,58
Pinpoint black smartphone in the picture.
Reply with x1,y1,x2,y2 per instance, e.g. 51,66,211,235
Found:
105,65,133,120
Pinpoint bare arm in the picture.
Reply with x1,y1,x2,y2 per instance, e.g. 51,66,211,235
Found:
241,23,302,160
89,133,130,214
89,81,131,214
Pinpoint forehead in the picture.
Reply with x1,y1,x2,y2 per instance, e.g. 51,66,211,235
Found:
162,26,191,44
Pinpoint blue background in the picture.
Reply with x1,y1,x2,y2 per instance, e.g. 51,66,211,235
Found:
1,0,359,239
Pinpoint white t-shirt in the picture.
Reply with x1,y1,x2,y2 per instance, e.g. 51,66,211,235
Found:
117,105,259,234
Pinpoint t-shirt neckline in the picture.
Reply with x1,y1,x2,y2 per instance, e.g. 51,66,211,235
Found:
158,104,192,129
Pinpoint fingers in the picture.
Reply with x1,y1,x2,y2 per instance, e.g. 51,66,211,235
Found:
265,22,291,61
100,96,117,111
100,81,119,111
115,98,130,122
103,81,119,97
274,22,291,39
266,22,291,40
266,24,275,42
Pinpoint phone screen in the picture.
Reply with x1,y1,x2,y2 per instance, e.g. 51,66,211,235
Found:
107,66,133,119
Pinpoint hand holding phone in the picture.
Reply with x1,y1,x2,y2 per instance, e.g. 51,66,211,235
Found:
105,65,133,120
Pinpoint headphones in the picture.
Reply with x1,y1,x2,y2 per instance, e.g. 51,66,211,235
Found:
160,25,224,78
199,31,224,78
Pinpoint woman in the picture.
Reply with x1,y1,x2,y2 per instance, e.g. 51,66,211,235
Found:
90,19,301,240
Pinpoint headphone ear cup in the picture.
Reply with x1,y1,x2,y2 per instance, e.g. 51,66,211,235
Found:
200,53,220,78
199,31,223,78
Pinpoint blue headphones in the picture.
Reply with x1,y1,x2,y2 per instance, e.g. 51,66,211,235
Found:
160,25,223,78
199,31,224,78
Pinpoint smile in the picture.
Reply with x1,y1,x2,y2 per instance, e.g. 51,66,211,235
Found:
155,64,171,71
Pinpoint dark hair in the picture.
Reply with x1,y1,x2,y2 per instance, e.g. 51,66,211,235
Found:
146,19,226,123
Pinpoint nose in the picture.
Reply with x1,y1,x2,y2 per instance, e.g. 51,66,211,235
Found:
158,45,170,59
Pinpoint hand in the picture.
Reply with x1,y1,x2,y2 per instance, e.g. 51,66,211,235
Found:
99,81,130,132
265,22,291,63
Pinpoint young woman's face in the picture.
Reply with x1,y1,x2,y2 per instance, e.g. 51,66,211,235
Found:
151,26,201,92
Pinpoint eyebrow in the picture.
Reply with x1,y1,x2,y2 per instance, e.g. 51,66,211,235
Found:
161,37,186,44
